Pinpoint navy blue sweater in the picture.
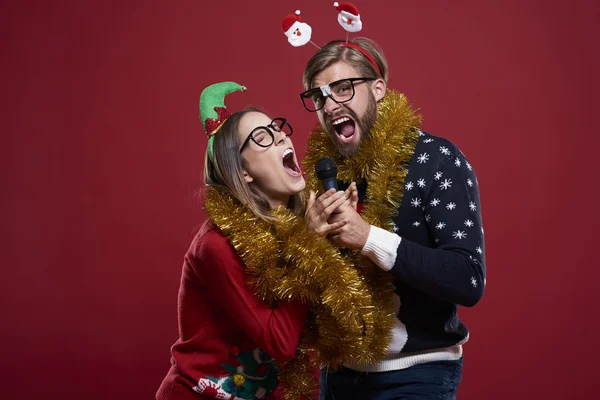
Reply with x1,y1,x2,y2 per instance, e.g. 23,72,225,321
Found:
340,131,486,354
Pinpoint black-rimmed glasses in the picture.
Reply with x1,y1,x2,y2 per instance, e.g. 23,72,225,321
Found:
299,77,376,112
240,118,293,153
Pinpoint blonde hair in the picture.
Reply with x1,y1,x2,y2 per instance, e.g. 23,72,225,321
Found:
204,107,304,221
303,37,389,90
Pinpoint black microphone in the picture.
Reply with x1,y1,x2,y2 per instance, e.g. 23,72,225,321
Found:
315,157,338,192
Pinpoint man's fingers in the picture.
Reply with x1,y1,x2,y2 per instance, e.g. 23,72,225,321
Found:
350,190,359,211
305,191,316,216
342,182,359,211
326,219,348,235
344,182,356,197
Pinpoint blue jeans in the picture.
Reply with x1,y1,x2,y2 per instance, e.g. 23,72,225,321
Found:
320,358,463,400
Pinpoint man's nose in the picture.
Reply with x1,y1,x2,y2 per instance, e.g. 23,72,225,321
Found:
323,96,340,114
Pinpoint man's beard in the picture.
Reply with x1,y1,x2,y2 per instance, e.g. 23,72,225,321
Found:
324,92,378,158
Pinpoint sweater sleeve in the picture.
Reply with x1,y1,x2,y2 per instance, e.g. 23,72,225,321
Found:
191,229,309,361
391,154,486,307
361,224,402,271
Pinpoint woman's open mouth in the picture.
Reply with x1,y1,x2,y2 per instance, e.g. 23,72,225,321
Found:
282,148,302,177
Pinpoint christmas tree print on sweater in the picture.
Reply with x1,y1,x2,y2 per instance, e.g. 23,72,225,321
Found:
192,348,279,399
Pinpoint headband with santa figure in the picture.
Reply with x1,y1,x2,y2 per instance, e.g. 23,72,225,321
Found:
281,2,381,76
199,81,246,163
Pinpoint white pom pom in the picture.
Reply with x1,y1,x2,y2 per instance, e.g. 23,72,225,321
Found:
334,2,339,7
295,10,301,15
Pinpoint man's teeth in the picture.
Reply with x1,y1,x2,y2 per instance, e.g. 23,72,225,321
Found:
332,117,351,125
282,148,293,158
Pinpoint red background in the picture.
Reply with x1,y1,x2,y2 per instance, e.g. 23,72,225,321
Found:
2,0,598,398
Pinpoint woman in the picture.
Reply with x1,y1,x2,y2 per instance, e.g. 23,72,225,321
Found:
155,82,352,400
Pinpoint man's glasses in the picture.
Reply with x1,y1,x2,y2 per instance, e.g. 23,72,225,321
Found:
240,118,293,153
299,77,376,112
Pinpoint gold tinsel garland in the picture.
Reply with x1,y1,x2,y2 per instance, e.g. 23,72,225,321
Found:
302,89,422,361
203,90,421,399
205,188,385,399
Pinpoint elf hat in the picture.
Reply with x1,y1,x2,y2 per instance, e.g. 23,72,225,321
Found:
199,81,246,137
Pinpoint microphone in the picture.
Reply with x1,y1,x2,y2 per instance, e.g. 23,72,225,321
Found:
315,157,338,192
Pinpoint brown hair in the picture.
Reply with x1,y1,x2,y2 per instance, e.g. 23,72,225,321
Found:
303,37,389,90
204,107,304,221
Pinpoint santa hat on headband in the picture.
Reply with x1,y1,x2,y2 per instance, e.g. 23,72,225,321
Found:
333,2,362,33
281,10,313,47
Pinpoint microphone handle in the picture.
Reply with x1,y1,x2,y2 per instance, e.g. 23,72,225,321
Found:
321,177,338,192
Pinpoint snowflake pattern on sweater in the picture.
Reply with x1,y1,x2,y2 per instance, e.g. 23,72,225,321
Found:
391,131,486,353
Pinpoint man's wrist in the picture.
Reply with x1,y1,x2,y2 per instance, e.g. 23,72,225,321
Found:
361,225,402,271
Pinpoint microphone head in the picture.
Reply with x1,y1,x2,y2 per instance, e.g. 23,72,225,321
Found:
315,157,338,180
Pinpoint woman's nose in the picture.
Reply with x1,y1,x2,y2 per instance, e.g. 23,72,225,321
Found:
274,129,287,145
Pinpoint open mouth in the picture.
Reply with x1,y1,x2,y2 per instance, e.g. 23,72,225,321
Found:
331,116,356,143
282,148,302,177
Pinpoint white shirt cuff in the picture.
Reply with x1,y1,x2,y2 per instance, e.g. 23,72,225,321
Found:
360,225,402,271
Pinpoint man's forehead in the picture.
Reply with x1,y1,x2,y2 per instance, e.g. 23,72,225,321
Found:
312,61,359,88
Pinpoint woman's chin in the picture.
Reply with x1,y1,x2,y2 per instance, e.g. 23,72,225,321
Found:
290,178,306,194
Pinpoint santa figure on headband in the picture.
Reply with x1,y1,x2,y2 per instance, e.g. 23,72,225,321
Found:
333,2,362,32
281,10,312,47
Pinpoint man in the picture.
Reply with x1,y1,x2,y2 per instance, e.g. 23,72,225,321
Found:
301,38,486,399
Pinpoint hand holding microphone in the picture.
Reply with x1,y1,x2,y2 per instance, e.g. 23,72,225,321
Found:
305,158,358,237
310,158,368,249
315,157,358,211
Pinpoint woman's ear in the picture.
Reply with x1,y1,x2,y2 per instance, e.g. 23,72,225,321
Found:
243,169,253,184
372,78,387,102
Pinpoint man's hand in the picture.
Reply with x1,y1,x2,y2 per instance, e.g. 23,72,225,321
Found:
347,181,359,211
327,203,371,250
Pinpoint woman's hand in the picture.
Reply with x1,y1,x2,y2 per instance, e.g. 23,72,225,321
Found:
305,183,358,237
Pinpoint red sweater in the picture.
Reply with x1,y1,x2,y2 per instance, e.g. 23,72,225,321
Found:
156,221,309,400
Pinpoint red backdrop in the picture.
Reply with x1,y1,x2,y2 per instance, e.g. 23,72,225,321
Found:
2,0,598,398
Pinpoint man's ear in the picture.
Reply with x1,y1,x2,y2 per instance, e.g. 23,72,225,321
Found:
372,78,387,102
243,169,253,184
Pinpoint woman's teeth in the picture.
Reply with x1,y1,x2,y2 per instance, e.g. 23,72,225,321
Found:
282,148,301,176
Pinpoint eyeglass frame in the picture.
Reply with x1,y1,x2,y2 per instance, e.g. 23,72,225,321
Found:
299,77,377,112
239,117,293,153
